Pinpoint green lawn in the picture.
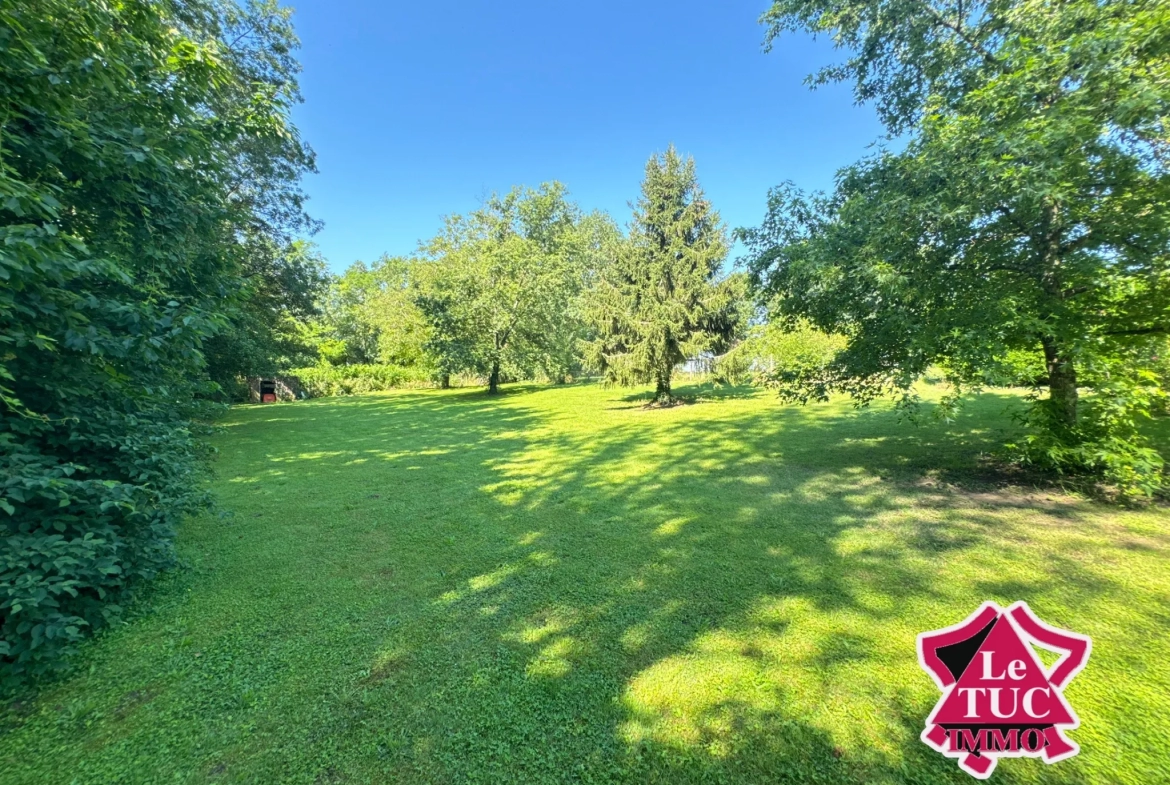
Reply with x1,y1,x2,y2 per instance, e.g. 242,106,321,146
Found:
2,382,1168,784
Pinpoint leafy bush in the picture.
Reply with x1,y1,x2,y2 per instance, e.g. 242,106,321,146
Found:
288,365,431,397
720,321,847,396
1,0,312,686
1009,359,1168,499
0,399,213,685
712,347,754,385
1,229,221,684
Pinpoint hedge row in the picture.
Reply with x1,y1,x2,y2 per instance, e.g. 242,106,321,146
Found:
286,364,432,397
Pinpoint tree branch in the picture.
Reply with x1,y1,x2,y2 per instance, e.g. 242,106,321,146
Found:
1103,326,1168,337
920,1,1004,72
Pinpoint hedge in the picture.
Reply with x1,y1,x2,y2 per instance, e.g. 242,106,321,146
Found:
286,364,432,397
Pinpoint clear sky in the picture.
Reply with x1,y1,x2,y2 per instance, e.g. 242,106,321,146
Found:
288,0,885,273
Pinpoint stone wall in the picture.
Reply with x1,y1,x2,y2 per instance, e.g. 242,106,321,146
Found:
245,375,306,402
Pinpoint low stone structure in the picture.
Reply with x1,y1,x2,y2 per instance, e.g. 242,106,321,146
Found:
245,375,306,403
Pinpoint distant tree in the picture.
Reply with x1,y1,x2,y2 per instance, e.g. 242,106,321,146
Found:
535,211,623,384
314,267,382,366
586,146,738,405
313,256,432,370
416,183,599,394
717,315,847,387
743,0,1170,495
363,257,433,368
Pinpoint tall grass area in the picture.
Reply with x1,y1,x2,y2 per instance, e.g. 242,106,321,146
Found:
0,383,1166,783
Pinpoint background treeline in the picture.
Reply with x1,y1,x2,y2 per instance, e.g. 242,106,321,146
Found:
242,0,1170,503
282,150,753,404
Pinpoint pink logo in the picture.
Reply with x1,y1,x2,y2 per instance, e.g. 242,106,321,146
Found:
917,602,1091,779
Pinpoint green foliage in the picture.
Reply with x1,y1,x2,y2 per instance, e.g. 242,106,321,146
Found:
718,320,847,393
313,256,435,371
1,0,312,683
416,183,607,393
204,240,329,397
287,364,430,397
987,347,1047,388
360,257,434,369
586,147,740,404
746,0,1170,496
298,196,616,393
712,348,754,386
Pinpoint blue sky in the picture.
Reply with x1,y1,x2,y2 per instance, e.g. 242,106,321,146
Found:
288,0,885,272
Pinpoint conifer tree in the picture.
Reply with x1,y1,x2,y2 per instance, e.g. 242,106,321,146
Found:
587,146,735,404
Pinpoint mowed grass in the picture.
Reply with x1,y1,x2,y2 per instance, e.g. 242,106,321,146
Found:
2,382,1169,784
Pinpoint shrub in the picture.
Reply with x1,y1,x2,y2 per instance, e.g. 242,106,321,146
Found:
287,364,431,397
1,397,213,686
1,0,312,686
712,345,754,385
1009,359,1168,499
721,321,847,395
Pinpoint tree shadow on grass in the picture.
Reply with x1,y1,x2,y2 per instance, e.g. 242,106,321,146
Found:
313,387,1162,783
612,700,1092,785
203,387,1169,783
6,384,1164,784
615,381,761,408
302,387,1154,780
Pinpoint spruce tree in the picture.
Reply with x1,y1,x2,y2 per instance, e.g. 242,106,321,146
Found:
587,146,733,405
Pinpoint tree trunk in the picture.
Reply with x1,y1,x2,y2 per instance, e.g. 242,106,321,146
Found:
439,373,450,390
488,362,500,395
1041,336,1078,428
1036,200,1078,429
654,370,672,405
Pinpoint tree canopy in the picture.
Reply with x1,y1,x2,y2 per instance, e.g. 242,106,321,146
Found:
309,256,432,369
416,183,608,393
203,240,329,398
743,0,1170,494
1,0,314,681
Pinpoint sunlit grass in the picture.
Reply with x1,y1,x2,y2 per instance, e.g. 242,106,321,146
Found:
0,382,1167,783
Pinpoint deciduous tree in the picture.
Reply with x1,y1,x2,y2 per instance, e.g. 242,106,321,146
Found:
312,256,432,370
416,183,601,394
1,0,314,682
204,240,329,397
743,0,1170,494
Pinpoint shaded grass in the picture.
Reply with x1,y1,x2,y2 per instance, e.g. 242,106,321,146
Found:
1,382,1168,783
